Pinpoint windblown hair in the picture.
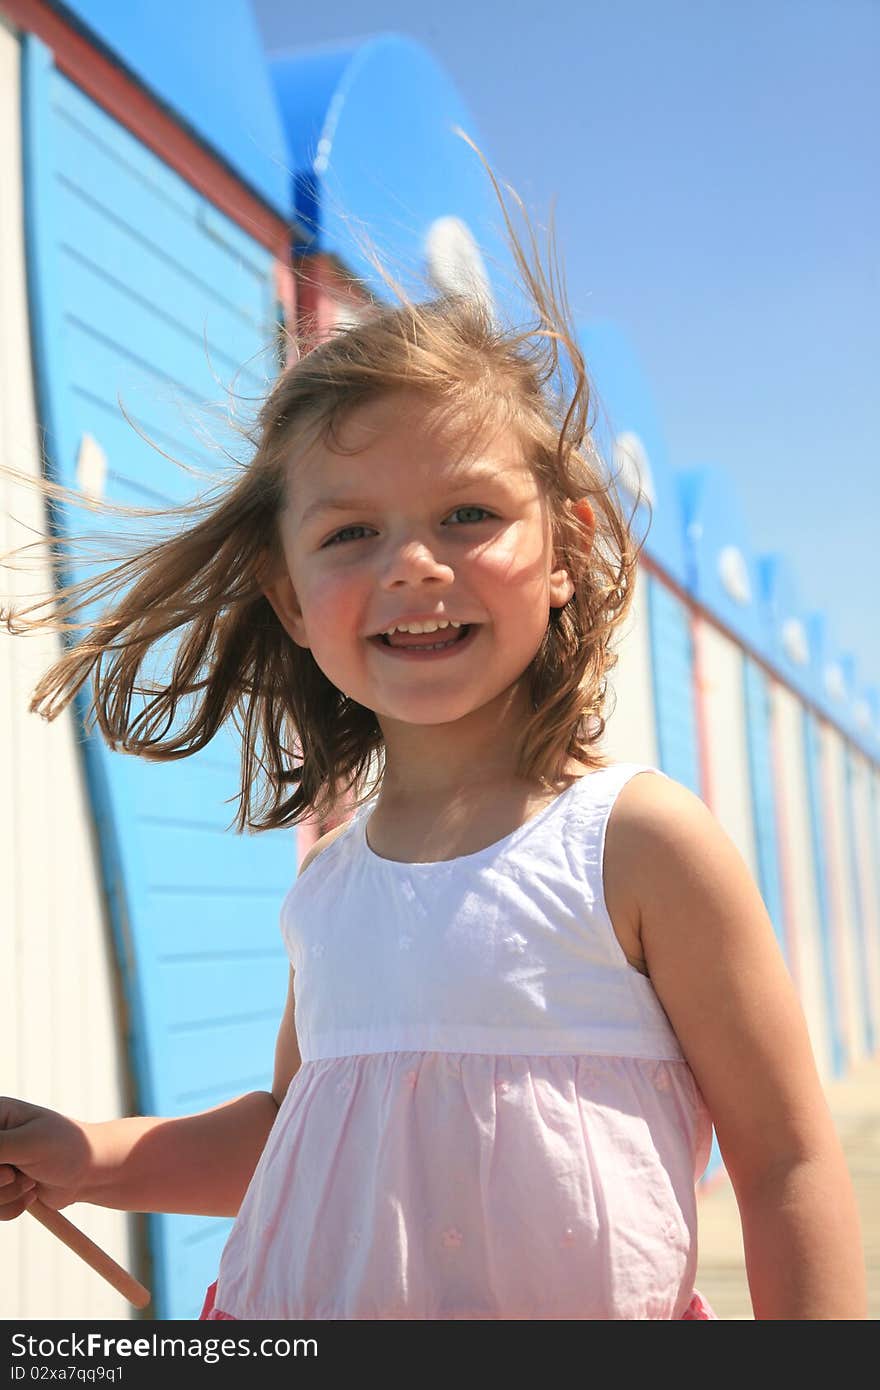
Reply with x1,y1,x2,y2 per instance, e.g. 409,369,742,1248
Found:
1,132,650,832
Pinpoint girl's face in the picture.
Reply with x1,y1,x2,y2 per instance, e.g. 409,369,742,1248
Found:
263,390,580,754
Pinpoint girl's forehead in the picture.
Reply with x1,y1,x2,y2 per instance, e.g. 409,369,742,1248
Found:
286,415,540,539
295,395,528,487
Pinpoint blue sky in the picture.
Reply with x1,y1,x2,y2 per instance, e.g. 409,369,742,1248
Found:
252,0,879,691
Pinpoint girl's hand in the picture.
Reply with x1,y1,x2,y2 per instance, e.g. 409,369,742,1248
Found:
0,1096,93,1220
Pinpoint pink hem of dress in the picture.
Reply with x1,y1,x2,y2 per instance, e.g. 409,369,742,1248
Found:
198,1279,718,1320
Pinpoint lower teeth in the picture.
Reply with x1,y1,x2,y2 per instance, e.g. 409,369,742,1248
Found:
387,627,468,651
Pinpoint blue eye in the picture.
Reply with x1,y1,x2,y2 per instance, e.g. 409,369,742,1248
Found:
322,506,495,547
323,525,371,547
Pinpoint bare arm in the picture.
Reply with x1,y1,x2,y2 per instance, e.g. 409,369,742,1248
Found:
612,772,868,1319
77,1090,280,1217
2,824,347,1224
78,823,345,1217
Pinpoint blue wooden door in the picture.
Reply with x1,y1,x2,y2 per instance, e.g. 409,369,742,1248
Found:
647,576,700,794
802,711,845,1077
843,745,875,1055
23,36,293,1318
646,576,726,1181
742,658,788,965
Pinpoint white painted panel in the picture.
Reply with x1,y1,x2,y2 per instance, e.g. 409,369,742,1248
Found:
694,618,758,877
0,28,135,1319
849,749,880,1051
820,722,865,1066
599,560,657,764
774,685,832,1079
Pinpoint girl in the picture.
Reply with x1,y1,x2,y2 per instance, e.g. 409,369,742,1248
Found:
0,151,867,1320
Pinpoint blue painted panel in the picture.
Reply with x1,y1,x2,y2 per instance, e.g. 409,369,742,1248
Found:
742,658,788,966
871,772,880,1001
843,746,875,1054
647,578,724,1181
46,0,287,214
53,84,271,296
757,552,818,713
164,1020,282,1107
23,39,292,1319
677,466,772,660
575,320,688,589
55,189,269,375
270,35,532,326
802,711,845,1076
64,326,245,492
866,687,880,764
805,612,855,738
647,576,700,795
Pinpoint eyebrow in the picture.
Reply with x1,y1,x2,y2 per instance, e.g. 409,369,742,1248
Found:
297,465,512,530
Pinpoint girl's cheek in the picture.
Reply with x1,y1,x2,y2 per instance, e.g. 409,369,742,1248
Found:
305,572,363,632
484,524,543,572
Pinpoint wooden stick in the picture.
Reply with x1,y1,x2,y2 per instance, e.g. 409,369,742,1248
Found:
28,1198,151,1309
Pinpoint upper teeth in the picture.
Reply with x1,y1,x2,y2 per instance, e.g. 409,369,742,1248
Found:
382,619,463,635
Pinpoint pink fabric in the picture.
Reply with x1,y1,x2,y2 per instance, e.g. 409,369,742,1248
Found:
204,1050,717,1320
198,767,721,1320
200,1281,718,1320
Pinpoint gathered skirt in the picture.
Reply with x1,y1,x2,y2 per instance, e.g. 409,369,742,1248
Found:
199,1277,717,1320
201,1051,719,1319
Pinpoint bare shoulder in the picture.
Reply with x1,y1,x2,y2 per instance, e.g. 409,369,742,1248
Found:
608,768,839,1195
605,769,744,953
602,770,704,972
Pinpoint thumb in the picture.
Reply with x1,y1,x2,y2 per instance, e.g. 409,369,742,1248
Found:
0,1096,67,1168
0,1096,42,1165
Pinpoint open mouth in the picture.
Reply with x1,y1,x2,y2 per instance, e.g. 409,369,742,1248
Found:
368,623,479,657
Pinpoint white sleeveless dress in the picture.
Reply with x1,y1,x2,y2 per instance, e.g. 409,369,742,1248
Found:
203,762,717,1319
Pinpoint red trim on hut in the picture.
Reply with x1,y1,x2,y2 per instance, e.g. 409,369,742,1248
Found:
1,0,293,262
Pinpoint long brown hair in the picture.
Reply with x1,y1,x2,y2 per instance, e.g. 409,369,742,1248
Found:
1,131,650,832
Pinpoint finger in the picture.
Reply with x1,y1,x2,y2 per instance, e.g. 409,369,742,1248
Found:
0,1172,35,1203
0,1189,37,1221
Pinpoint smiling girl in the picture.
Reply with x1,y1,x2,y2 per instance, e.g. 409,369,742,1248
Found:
0,141,866,1319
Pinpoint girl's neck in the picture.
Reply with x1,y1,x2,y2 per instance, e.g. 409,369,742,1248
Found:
364,757,593,866
376,757,592,814
376,682,540,806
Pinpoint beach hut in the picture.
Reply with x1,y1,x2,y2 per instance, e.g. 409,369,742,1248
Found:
2,0,294,1320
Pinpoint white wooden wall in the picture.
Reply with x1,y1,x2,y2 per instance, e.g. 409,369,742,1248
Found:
693,617,758,878
850,749,880,1054
820,720,867,1067
773,683,833,1081
600,560,658,765
0,20,136,1319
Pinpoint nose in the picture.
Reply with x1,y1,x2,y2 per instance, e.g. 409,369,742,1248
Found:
379,533,455,588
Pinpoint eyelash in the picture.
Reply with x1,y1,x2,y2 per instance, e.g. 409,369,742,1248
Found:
321,506,496,548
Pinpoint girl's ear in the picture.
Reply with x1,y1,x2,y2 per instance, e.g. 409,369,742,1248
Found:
570,496,596,542
549,497,595,609
261,572,311,648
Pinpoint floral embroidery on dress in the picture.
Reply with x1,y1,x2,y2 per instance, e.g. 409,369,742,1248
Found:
653,1063,671,1091
441,1227,463,1248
